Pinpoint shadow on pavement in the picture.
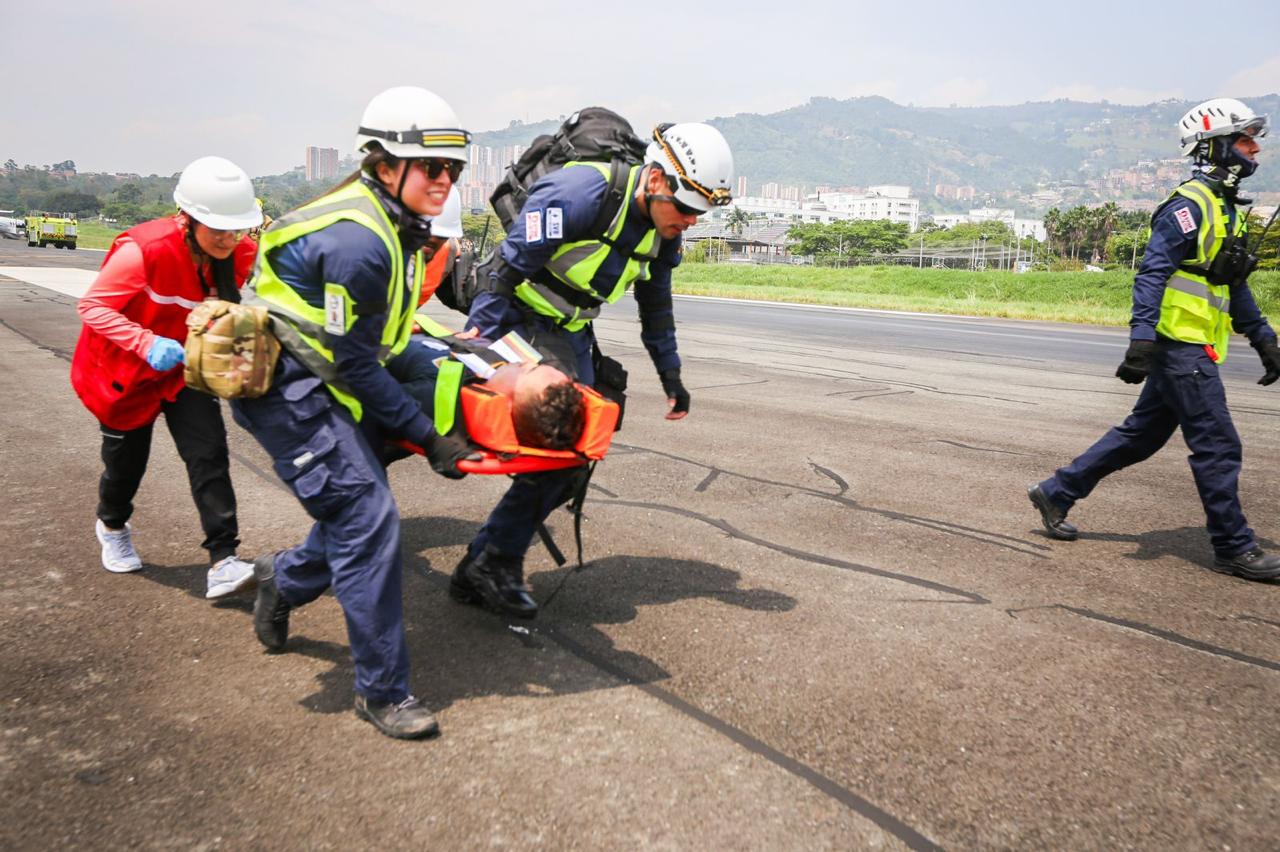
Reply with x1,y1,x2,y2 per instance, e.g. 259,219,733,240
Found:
1036,523,1276,569
397,515,797,716
132,514,797,720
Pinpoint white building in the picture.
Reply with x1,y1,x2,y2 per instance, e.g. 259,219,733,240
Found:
727,184,920,231
930,208,1046,241
815,185,919,231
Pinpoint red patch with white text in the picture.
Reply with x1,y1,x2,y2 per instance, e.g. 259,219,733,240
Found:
1174,206,1196,235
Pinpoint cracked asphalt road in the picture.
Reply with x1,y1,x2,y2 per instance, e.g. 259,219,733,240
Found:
3,241,1278,849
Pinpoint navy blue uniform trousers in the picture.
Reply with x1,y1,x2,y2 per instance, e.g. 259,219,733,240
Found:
1039,340,1256,557
469,316,595,560
231,354,410,704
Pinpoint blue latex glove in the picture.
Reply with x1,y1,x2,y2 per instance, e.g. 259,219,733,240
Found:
146,337,185,371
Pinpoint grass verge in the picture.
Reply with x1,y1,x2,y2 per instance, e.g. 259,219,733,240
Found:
674,264,1280,326
74,221,124,250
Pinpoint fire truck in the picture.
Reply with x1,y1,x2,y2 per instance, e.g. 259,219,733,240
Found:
25,212,78,249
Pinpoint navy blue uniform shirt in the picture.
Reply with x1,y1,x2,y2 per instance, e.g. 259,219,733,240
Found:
468,164,684,373
268,198,433,445
1130,177,1273,346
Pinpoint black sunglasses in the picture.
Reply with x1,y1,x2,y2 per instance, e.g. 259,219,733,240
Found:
414,158,465,182
662,177,705,216
671,198,703,217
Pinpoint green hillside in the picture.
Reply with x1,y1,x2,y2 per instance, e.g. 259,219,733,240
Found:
473,95,1280,197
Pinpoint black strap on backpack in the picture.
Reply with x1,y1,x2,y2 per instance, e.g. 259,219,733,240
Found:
490,106,646,239
590,158,636,240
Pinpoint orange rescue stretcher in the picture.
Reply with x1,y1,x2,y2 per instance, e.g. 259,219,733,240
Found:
395,376,621,475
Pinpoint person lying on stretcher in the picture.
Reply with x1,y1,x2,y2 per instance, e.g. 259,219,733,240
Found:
386,328,619,472
480,360,585,451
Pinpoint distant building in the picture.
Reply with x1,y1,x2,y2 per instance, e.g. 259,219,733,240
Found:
736,175,748,198
727,184,920,231
931,208,1046,241
454,143,526,214
933,183,976,202
815,185,919,231
305,146,340,182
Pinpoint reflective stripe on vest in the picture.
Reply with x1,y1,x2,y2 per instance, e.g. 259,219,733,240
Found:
515,162,660,332
433,359,465,436
240,181,423,420
1153,180,1245,363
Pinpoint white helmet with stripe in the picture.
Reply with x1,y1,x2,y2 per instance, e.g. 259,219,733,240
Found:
1178,97,1267,156
355,87,470,162
645,122,735,213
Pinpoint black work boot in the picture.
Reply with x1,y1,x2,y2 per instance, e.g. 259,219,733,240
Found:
1027,484,1079,541
354,694,440,740
252,553,291,653
1212,547,1280,581
448,550,483,606
451,545,538,620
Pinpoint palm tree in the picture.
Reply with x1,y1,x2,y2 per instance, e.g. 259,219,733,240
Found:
1095,202,1119,262
1043,208,1062,256
726,207,750,237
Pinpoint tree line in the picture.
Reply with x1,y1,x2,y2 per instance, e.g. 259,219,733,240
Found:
765,204,1278,271
0,161,341,226
6,158,1275,271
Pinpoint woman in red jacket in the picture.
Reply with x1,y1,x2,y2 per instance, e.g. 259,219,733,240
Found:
70,156,263,599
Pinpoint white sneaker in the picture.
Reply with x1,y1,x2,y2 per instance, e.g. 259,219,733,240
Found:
95,519,143,573
206,555,257,600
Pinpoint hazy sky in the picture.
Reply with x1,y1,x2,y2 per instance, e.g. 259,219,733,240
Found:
4,0,1279,177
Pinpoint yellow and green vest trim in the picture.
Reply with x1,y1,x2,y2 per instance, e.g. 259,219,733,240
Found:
241,180,425,421
514,162,661,333
1154,180,1246,363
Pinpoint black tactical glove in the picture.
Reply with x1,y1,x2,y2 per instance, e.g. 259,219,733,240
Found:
659,368,690,420
1254,337,1280,386
420,429,480,480
1115,339,1157,384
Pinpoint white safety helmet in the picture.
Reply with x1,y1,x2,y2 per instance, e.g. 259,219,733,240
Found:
429,186,464,238
355,86,470,162
644,122,735,213
173,156,263,230
1178,97,1268,156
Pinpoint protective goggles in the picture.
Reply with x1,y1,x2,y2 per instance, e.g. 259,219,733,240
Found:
652,126,732,208
204,226,250,241
1240,117,1268,139
665,191,705,217
358,126,473,149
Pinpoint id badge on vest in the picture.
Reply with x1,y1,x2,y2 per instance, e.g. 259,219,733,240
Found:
324,285,346,336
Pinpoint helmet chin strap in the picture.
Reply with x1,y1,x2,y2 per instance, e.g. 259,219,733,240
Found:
1195,136,1258,200
394,159,411,207
366,161,435,249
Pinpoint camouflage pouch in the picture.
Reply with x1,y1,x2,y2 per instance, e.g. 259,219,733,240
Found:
184,299,280,399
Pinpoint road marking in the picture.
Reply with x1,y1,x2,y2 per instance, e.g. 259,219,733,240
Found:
0,266,1123,350
672,293,1126,348
676,292,997,321
0,266,96,299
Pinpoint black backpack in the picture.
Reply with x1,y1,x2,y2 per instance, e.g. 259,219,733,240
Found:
489,107,647,240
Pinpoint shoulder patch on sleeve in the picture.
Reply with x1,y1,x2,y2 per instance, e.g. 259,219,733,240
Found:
525,209,543,244
1174,206,1197,235
545,206,563,240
